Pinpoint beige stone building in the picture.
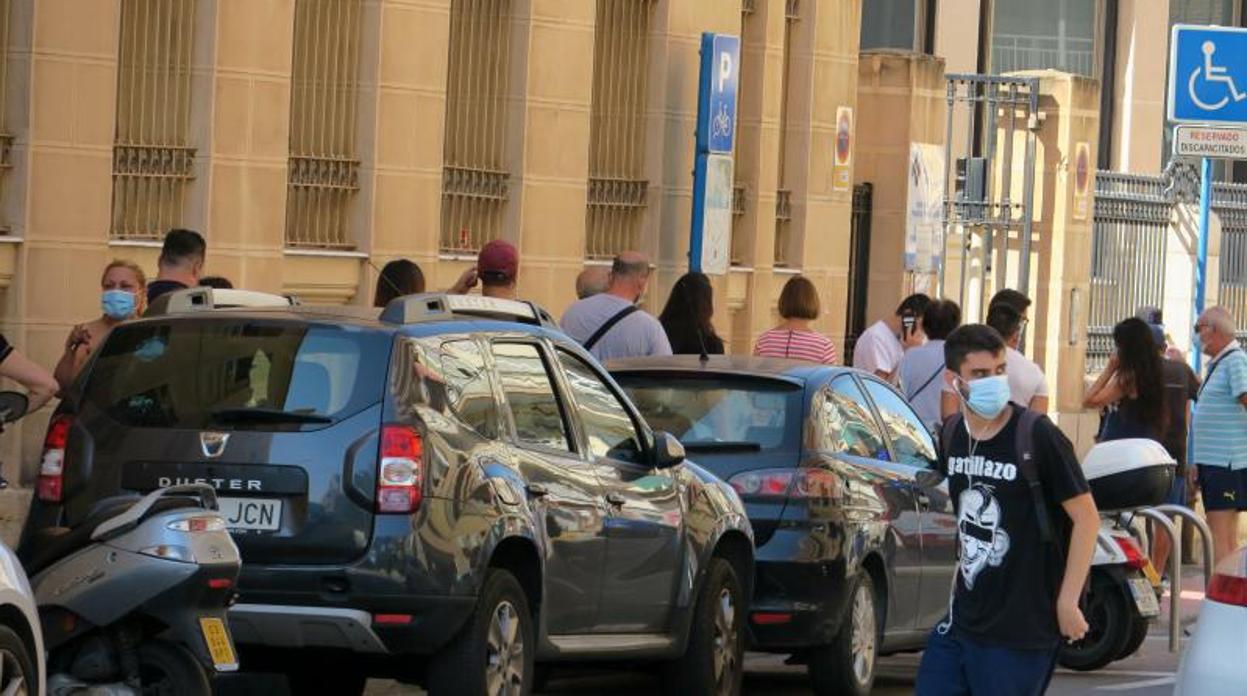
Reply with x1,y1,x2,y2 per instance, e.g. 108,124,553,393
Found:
0,0,1237,476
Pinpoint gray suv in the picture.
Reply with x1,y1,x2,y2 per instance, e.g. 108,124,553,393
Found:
21,292,754,695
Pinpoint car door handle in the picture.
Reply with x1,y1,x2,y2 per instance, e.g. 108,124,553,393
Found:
605,492,626,507
526,483,549,499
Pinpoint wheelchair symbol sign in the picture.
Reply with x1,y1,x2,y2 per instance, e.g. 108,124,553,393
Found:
1170,25,1247,125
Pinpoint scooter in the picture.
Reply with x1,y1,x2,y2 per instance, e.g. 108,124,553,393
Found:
20,478,242,694
1058,512,1160,671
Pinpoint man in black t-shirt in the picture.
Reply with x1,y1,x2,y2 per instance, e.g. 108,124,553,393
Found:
916,325,1099,696
1151,323,1200,575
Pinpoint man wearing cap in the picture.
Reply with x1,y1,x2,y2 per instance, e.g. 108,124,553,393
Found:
476,239,519,300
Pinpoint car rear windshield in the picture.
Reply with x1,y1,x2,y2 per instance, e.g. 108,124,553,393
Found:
82,319,391,430
614,373,802,451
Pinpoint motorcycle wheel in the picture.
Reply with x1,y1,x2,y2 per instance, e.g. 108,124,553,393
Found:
1117,616,1150,660
1058,573,1131,672
137,640,211,696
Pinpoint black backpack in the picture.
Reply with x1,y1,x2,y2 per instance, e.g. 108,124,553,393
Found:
940,408,1054,543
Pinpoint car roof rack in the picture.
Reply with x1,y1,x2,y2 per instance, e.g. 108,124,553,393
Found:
145,287,300,316
380,293,557,329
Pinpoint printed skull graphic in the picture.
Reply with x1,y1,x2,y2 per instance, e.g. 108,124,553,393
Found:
957,483,1010,590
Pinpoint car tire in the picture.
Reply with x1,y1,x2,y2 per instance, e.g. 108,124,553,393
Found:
428,568,534,696
808,571,880,696
665,557,745,696
1059,572,1132,671
137,640,211,696
0,625,35,696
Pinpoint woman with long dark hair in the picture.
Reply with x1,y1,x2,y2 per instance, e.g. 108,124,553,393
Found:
659,272,725,355
1084,317,1169,440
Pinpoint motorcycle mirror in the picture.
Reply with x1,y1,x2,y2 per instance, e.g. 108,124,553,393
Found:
0,392,27,424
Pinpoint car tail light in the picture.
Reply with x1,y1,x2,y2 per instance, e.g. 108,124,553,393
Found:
1112,535,1148,571
38,414,72,502
728,468,840,500
1207,549,1247,607
377,425,423,514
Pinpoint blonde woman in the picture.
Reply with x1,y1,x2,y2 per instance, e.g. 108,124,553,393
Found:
54,260,147,392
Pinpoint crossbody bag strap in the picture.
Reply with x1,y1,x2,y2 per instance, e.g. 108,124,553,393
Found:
583,305,641,352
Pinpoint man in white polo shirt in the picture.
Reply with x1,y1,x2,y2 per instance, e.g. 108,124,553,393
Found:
1191,306,1247,562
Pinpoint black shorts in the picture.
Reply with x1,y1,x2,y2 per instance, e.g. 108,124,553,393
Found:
1197,464,1247,512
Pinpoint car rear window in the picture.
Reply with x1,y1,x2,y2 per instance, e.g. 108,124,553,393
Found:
614,373,802,451
83,319,391,430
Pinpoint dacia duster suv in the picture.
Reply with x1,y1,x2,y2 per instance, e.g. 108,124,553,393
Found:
22,290,754,695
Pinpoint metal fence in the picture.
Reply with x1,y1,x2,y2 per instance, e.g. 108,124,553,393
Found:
440,0,512,254
585,0,655,260
1214,181,1247,337
111,0,196,240
285,0,363,249
1086,168,1176,372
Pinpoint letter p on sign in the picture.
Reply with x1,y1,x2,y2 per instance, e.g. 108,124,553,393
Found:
718,51,732,92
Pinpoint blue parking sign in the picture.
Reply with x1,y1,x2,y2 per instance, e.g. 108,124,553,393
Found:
1169,24,1247,125
695,33,740,154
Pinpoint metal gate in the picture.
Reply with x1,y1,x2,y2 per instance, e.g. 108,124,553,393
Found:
1214,181,1247,340
1086,162,1200,372
843,183,872,365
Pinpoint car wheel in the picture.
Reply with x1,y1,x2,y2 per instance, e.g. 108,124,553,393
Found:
808,571,879,696
0,625,35,696
1059,573,1131,671
428,568,534,696
666,557,745,696
1117,615,1149,660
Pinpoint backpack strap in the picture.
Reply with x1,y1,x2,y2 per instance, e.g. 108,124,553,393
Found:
582,305,640,352
1013,407,1054,544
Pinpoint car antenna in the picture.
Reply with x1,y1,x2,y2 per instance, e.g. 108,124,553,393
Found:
684,280,710,364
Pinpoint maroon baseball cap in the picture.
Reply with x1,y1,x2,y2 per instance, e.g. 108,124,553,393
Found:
478,239,518,282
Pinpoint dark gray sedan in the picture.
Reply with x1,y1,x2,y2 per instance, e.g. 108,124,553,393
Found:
609,356,958,696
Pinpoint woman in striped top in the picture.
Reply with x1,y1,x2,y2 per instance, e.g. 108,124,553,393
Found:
753,276,839,364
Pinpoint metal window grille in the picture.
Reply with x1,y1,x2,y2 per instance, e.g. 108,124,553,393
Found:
730,3,754,266
285,0,363,249
440,0,512,254
773,1,799,267
110,0,196,240
0,0,12,233
586,0,655,260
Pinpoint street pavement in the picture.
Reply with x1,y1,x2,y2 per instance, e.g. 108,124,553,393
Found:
362,568,1206,695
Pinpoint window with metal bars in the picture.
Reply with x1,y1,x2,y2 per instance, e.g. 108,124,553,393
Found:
773,0,799,267
440,0,512,255
585,0,655,260
0,0,12,233
730,0,755,266
110,0,196,241
285,0,363,249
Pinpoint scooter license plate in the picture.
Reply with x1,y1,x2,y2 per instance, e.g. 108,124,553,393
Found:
1128,577,1160,618
199,617,239,672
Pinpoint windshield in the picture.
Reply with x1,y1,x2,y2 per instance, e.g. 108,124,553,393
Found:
614,374,802,451
83,319,391,430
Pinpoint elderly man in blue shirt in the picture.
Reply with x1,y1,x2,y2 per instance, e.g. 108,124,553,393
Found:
1192,306,1247,563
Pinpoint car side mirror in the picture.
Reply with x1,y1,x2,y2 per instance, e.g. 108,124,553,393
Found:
915,468,946,490
0,391,28,424
652,431,685,470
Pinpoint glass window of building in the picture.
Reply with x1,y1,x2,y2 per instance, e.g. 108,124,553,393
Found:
991,0,1097,77
861,0,918,51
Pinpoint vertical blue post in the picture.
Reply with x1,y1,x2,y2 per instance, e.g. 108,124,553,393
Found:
1194,157,1212,373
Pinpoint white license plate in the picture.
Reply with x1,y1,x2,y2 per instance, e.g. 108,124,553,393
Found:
1128,577,1160,617
218,497,282,532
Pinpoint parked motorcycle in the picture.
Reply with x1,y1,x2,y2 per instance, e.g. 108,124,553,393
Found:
1058,512,1159,671
1061,438,1171,671
19,478,241,694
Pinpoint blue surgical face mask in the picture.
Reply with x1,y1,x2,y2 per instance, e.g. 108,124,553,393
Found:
959,374,1011,419
101,289,136,320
